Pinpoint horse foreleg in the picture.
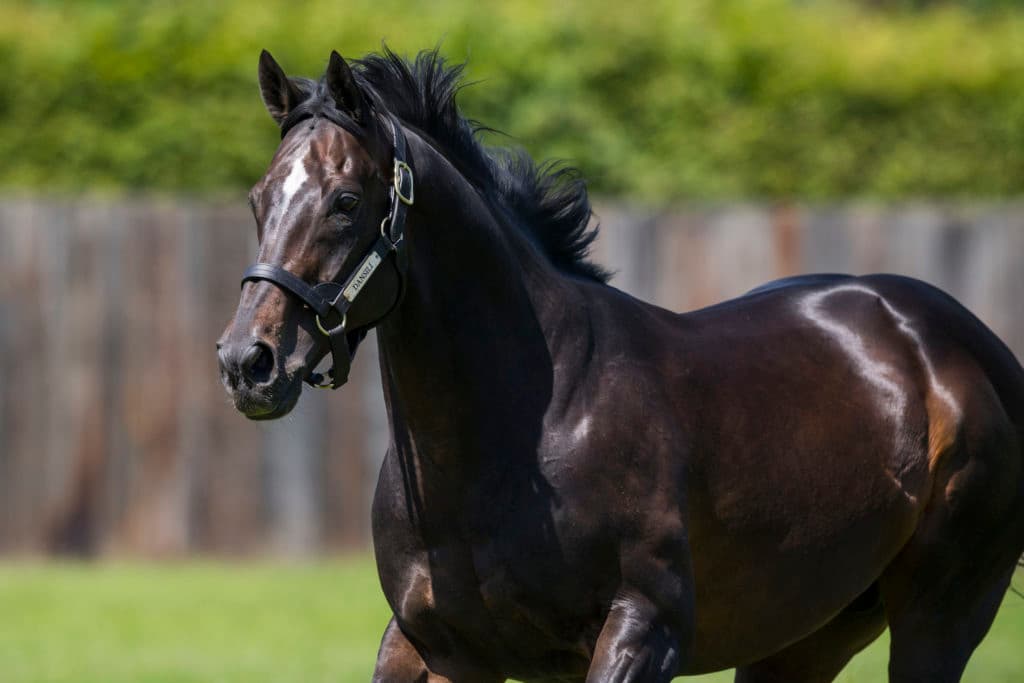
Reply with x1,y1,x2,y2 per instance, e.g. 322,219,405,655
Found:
372,617,505,683
373,618,433,683
585,596,688,683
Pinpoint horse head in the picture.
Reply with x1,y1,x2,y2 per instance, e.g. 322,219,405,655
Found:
217,50,410,419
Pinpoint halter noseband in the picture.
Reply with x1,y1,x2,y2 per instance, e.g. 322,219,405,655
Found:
240,113,414,389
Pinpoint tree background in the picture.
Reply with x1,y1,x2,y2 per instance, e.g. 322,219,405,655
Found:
2,0,1024,201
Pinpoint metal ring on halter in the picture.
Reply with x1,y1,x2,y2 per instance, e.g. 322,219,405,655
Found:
312,373,334,389
380,216,402,249
316,311,346,337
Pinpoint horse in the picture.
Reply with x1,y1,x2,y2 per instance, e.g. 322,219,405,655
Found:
217,48,1024,682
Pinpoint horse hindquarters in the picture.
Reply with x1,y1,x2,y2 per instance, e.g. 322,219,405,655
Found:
878,360,1024,682
737,284,1024,683
733,383,1022,683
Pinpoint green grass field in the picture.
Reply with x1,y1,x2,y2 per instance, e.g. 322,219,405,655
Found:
0,558,1020,682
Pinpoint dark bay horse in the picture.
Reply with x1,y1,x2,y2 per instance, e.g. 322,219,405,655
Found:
217,48,1024,682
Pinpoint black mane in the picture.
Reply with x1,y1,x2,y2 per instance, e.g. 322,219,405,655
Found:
347,48,610,283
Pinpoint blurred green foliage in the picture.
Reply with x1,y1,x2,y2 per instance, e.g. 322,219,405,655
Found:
2,0,1023,200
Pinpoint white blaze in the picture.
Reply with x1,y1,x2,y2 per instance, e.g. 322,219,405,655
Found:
572,415,592,442
266,142,310,231
279,155,308,215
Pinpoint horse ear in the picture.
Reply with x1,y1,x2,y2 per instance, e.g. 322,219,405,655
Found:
325,51,366,124
258,50,303,125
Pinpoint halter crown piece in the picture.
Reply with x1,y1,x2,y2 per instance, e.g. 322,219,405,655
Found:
240,113,414,389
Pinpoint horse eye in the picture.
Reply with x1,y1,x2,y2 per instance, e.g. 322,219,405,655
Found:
331,192,360,215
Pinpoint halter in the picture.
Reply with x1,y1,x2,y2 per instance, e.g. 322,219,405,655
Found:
240,114,414,389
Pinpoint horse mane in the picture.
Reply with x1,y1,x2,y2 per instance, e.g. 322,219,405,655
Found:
349,48,611,284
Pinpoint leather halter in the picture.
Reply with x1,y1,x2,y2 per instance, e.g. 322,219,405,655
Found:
240,114,414,389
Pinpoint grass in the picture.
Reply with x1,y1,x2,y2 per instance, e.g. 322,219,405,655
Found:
0,558,1020,682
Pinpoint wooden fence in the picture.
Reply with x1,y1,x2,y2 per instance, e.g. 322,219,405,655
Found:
0,199,1022,556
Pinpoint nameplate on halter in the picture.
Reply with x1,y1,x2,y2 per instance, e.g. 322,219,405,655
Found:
343,251,383,302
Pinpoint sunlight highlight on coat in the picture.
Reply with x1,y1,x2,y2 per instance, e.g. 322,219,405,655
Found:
799,286,908,422
877,296,961,421
798,284,963,472
875,295,963,469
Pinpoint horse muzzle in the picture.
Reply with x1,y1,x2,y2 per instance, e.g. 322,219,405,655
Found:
216,336,301,419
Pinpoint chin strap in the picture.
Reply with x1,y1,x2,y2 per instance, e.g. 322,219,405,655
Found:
240,114,413,389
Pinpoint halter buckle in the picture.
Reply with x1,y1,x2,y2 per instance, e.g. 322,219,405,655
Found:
393,160,414,206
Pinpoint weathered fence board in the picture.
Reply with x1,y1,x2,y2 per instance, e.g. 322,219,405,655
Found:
0,199,1021,556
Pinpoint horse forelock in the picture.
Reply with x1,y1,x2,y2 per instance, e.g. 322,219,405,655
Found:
289,46,610,284
279,77,367,143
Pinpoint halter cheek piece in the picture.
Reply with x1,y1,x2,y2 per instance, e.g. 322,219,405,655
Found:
240,114,414,389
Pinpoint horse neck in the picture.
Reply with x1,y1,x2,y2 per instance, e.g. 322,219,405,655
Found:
375,133,576,476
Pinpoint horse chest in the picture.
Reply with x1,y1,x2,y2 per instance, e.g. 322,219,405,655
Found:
382,537,600,677
374,463,607,674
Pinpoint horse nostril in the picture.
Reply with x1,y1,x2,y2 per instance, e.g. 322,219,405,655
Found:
240,342,275,385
